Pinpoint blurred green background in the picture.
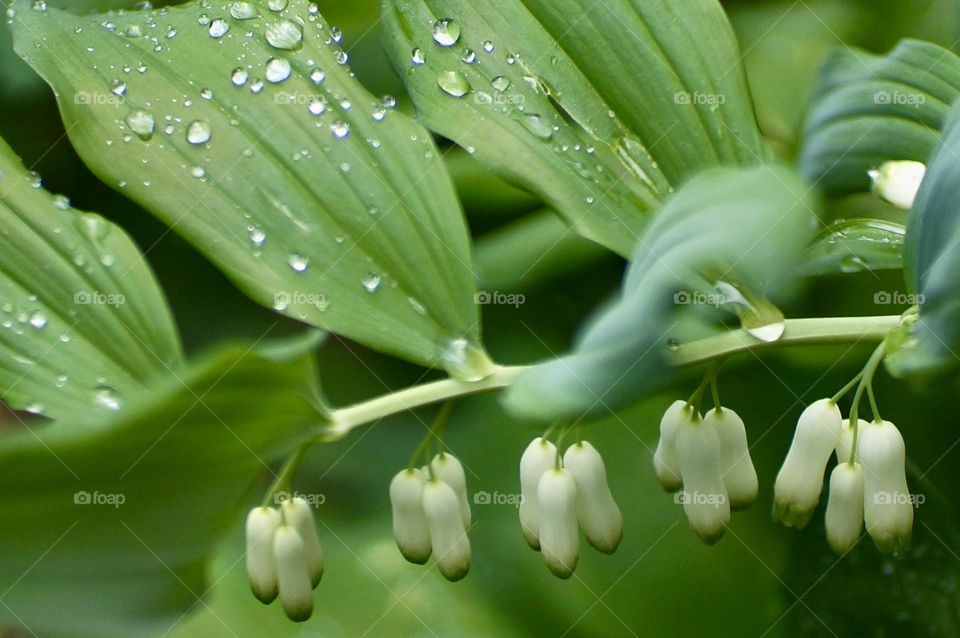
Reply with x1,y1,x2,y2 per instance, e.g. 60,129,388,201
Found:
4,0,960,636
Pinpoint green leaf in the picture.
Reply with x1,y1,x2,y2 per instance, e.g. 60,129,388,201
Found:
0,135,182,423
12,0,490,379
800,218,905,276
503,165,818,421
799,39,960,197
0,337,326,637
885,100,960,381
382,0,768,256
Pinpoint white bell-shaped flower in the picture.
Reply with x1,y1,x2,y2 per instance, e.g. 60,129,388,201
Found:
430,453,471,529
537,468,580,578
675,418,730,543
705,407,758,508
519,437,557,550
280,496,324,587
859,420,913,554
422,478,471,581
389,468,432,564
653,400,693,492
773,399,842,528
273,525,314,622
868,160,926,210
824,462,865,555
834,418,867,464
245,506,281,604
563,441,623,554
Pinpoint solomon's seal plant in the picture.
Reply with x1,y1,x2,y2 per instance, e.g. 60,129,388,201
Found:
1,0,960,635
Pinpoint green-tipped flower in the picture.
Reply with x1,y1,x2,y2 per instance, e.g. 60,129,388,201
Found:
653,400,694,492
706,407,758,509
389,468,432,564
273,525,314,622
563,441,622,554
675,416,730,543
430,453,471,529
868,160,926,209
825,462,865,555
859,420,913,554
773,399,842,528
422,478,471,581
280,496,324,587
245,506,281,604
519,437,557,550
537,468,580,578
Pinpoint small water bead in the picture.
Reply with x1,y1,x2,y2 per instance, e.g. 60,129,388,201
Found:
111,79,127,96
382,95,397,109
125,110,155,141
483,40,494,53
330,26,343,43
491,76,511,92
51,194,70,210
208,18,229,38
24,403,45,416
55,374,68,388
29,311,48,329
248,226,266,247
307,97,326,115
265,19,302,49
411,48,425,66
231,67,249,86
165,25,177,39
250,78,265,93
310,69,326,84
361,272,382,293
331,121,350,139
268,0,287,11
461,49,477,64
371,107,386,121
163,124,175,135
287,253,310,272
186,120,212,144
522,114,554,140
200,88,213,100
339,98,352,110
190,165,206,178
334,51,348,65
438,71,470,97
125,24,142,38
506,53,517,65
31,0,47,11
94,386,121,411
432,18,460,47
198,13,210,25
229,1,257,19
265,57,291,83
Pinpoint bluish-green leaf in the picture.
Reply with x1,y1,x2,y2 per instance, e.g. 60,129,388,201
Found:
382,0,768,256
0,135,182,422
0,337,326,637
504,165,818,421
12,0,490,379
799,39,960,197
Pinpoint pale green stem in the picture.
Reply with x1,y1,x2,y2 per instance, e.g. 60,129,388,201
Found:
848,342,888,465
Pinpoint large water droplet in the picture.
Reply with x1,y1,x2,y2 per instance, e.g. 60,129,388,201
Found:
287,253,309,272
521,114,554,140
268,0,287,10
361,272,382,293
432,18,460,47
265,19,302,50
94,385,122,411
491,76,511,92
265,57,291,83
231,67,249,86
208,18,229,38
229,1,257,19
330,121,350,139
186,120,211,144
438,71,470,97
126,110,155,141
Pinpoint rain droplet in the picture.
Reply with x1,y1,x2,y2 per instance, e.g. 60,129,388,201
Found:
334,50,348,65
51,194,70,210
190,165,206,178
438,70,470,97
461,49,477,64
268,0,287,11
208,18,229,38
432,18,460,47
483,40,494,53
25,403,44,416
491,76,511,92
249,226,266,247
126,110,155,141
287,253,309,272
231,67,249,86
186,120,212,145
411,48,425,66
111,79,127,96
308,97,326,115
382,95,397,109
331,121,350,139
361,272,382,293
371,107,386,121
94,385,121,411
265,57,291,83
250,78,265,93
265,19,302,50
200,88,213,100
309,69,325,84
521,114,554,140
29,311,47,329
229,1,257,19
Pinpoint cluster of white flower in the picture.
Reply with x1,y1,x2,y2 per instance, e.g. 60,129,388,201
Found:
519,438,622,578
868,160,926,209
245,496,324,622
653,401,758,543
774,400,913,554
389,452,472,581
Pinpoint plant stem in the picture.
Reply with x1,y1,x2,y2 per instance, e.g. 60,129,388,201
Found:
848,342,888,464
262,443,311,507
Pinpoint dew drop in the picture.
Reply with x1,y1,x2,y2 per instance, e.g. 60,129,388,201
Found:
94,385,121,411
51,194,70,210
111,79,127,96
483,40,494,53
461,49,477,64
186,120,212,145
287,253,309,272
126,110,155,141
249,226,266,247
229,1,257,19
265,19,302,49
25,403,44,416
265,57,291,83
438,70,470,97
250,78,265,93
29,311,48,329
208,18,229,38
268,0,287,11
491,76,511,92
522,114,554,140
330,120,350,139
432,18,460,47
231,67,249,86
334,50,348,65
309,69,326,84
411,47,425,66
308,97,326,115
200,88,213,100
361,272,382,293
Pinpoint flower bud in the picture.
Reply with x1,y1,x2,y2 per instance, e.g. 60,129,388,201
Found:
280,496,324,587
706,407,758,509
389,468,432,564
563,441,623,554
273,525,314,622
773,399,842,528
519,437,557,550
869,160,926,209
422,479,471,581
859,420,913,554
430,453,471,529
653,400,693,492
834,418,867,464
245,507,281,604
537,468,580,578
675,418,730,543
824,462,864,555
